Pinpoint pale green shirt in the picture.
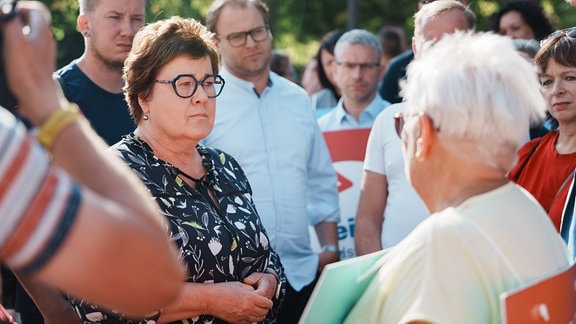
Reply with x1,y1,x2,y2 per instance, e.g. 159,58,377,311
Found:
345,183,570,324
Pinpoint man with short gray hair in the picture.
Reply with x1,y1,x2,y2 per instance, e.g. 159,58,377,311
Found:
317,29,391,131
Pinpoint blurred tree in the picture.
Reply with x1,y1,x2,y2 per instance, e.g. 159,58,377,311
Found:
44,0,576,72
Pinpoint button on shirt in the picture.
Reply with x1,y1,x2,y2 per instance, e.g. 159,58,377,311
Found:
316,95,391,131
202,68,340,290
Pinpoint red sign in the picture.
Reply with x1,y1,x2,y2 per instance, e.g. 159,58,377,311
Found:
500,262,576,323
309,129,371,260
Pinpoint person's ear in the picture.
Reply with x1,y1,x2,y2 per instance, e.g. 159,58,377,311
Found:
415,114,435,161
138,95,150,114
77,14,89,37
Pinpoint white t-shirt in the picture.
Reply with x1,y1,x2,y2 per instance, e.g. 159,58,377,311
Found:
363,103,428,247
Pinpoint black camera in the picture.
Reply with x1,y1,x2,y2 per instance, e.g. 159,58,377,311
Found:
0,0,19,110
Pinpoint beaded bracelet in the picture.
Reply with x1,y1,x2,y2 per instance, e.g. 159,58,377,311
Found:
36,103,79,150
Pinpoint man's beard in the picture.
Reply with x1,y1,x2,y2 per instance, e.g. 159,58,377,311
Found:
92,46,126,72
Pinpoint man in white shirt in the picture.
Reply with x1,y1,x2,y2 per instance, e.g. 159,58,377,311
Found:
317,29,391,131
354,0,477,255
204,1,340,322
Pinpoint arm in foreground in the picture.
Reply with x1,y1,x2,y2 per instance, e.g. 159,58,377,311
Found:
1,1,184,316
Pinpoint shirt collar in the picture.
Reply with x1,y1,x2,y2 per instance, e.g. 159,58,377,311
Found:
220,66,274,98
336,94,390,122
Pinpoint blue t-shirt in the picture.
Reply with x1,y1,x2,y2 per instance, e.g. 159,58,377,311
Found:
55,60,135,145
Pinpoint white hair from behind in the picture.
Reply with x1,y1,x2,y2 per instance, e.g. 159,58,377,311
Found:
401,31,546,171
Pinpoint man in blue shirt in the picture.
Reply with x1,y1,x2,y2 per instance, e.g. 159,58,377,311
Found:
317,29,391,131
55,0,145,145
204,1,341,322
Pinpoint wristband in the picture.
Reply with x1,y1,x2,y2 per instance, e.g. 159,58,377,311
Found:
37,103,79,150
321,244,339,254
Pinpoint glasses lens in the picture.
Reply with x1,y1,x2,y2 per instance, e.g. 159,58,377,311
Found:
394,112,404,138
202,75,225,98
227,33,246,47
251,27,268,42
174,75,198,98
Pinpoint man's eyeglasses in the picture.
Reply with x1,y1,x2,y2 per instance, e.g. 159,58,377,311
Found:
336,61,380,71
154,74,225,99
220,26,269,48
540,27,576,47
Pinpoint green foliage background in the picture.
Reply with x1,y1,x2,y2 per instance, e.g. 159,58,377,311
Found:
46,0,576,78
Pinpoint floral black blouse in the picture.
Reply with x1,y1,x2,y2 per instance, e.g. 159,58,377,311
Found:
67,134,285,324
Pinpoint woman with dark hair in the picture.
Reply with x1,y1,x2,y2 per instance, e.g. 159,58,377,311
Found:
66,15,285,324
508,28,576,234
311,29,345,110
491,0,554,41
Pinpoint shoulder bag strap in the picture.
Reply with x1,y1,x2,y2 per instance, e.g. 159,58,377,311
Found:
512,138,542,182
560,169,576,243
546,170,576,213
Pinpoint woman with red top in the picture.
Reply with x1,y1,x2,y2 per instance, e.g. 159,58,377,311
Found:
508,27,576,231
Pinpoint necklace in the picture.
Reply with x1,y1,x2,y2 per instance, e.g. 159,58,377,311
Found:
177,168,204,183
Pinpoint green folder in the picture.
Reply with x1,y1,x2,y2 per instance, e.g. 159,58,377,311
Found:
299,249,388,324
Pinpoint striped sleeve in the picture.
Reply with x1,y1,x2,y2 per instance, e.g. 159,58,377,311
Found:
0,108,82,275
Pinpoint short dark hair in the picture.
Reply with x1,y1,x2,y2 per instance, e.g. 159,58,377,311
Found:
379,27,405,58
491,0,554,41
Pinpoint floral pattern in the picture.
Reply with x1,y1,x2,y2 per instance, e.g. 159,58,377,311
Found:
67,134,285,324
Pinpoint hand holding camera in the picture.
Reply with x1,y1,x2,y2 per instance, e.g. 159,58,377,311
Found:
1,0,59,125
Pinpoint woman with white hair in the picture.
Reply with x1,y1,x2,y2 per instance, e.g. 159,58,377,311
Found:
345,31,570,323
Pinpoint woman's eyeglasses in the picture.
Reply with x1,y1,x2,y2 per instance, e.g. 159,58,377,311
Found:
393,111,439,138
540,27,576,47
394,112,406,138
155,74,225,99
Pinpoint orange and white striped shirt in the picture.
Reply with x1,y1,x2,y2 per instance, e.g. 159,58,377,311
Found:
0,108,81,275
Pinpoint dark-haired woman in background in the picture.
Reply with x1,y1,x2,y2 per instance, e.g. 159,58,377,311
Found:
311,29,345,111
491,0,554,41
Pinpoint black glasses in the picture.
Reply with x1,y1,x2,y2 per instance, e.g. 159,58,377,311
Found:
154,74,225,99
220,26,269,47
540,27,576,47
336,61,380,71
